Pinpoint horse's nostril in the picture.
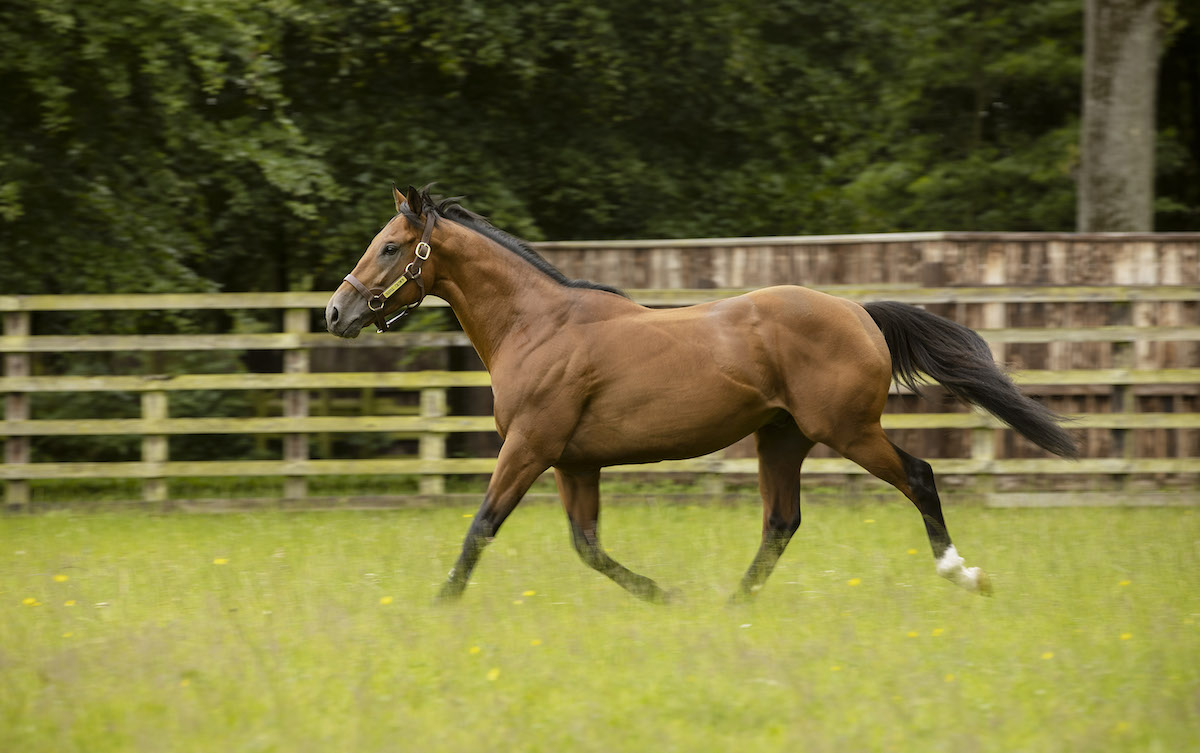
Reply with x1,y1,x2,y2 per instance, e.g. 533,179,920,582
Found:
330,306,339,323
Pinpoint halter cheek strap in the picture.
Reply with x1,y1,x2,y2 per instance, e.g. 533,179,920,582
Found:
343,209,438,333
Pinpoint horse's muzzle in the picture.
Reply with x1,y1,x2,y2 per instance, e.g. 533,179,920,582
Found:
325,289,365,338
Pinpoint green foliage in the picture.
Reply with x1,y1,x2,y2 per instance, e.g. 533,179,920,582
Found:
1156,0,1200,230
2,0,1195,298
0,0,340,295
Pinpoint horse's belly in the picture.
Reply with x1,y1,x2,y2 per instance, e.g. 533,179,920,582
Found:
558,395,774,468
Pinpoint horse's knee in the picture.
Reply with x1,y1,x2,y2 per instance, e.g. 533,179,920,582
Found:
766,508,801,540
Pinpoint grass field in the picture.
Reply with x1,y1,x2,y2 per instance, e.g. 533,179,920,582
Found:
2,501,1197,752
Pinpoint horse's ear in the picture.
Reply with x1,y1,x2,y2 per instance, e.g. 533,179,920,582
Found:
405,185,424,215
392,183,406,213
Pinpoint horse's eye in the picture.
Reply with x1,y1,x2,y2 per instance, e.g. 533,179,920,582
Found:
382,243,399,256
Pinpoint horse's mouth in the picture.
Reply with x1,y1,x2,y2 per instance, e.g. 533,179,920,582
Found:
327,321,364,339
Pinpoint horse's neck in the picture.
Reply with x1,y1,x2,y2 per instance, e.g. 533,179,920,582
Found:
430,229,574,370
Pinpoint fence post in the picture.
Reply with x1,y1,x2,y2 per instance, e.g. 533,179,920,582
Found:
4,312,31,510
702,450,726,498
971,415,996,503
1111,244,1136,492
419,387,447,495
1111,338,1135,490
977,246,1005,503
283,307,310,502
141,391,169,506
982,244,1007,363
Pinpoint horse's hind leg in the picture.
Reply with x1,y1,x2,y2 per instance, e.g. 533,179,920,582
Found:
731,419,815,603
554,467,673,603
837,425,992,595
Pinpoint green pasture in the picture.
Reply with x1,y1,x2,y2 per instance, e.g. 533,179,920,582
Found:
2,502,1197,752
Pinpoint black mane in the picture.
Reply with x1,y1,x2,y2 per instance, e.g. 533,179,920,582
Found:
405,188,628,298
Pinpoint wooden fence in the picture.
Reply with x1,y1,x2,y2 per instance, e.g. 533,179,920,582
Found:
3,232,1199,509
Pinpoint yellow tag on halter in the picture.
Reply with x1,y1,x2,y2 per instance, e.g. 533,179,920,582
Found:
382,275,408,298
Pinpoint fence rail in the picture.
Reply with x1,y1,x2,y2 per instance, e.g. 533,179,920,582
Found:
4,242,1199,510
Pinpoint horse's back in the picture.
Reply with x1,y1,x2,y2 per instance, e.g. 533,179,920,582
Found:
630,284,887,376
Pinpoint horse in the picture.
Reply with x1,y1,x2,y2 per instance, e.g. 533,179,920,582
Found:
325,185,1078,603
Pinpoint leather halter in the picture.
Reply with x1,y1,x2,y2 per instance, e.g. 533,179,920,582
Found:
343,208,438,333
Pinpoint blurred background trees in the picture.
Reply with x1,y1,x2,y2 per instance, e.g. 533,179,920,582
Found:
1,0,1197,298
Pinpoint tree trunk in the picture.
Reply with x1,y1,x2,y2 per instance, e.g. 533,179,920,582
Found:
1077,0,1162,232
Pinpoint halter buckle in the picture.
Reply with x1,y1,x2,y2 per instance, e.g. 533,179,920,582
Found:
415,241,431,260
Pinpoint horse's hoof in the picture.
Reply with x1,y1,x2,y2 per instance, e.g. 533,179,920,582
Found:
434,582,465,604
727,588,759,607
638,584,679,605
975,569,993,597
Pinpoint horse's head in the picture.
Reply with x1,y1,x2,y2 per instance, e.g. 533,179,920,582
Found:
326,185,439,337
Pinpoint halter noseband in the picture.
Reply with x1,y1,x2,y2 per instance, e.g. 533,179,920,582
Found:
343,208,438,333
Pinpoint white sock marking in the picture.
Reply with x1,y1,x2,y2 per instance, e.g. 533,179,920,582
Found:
935,545,983,592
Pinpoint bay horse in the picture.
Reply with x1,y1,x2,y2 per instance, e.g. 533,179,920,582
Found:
325,185,1078,603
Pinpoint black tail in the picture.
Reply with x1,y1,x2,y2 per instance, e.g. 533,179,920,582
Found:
864,301,1078,458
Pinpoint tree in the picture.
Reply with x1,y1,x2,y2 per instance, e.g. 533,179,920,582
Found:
0,0,341,296
1077,0,1163,231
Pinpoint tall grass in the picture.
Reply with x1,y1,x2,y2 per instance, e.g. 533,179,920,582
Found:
2,503,1196,752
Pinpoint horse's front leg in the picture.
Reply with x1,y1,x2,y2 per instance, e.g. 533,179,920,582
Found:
436,439,548,601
